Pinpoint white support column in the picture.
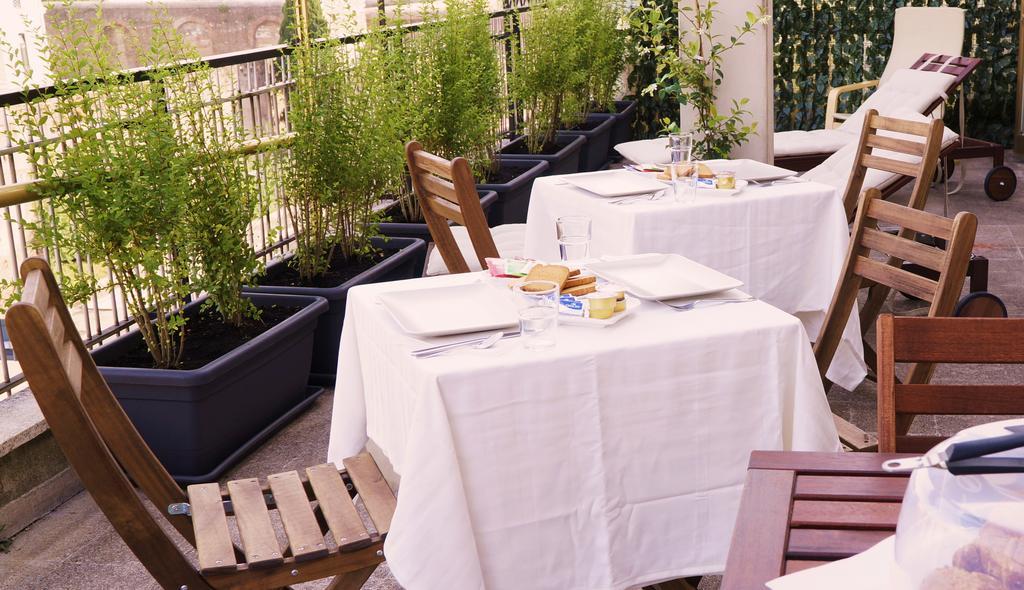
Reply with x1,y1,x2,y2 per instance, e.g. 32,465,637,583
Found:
678,0,773,161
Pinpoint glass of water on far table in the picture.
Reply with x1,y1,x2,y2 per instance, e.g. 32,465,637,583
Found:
514,280,559,351
668,133,696,202
556,216,591,262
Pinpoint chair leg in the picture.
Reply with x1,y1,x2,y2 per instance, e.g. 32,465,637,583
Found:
325,565,378,590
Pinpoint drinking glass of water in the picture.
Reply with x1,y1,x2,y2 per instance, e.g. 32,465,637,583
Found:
668,133,696,203
514,280,559,351
556,216,591,262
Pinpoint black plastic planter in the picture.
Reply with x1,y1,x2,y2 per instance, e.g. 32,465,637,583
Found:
379,191,498,245
557,113,616,172
93,292,328,484
244,236,426,385
604,100,637,159
478,159,549,225
498,134,585,176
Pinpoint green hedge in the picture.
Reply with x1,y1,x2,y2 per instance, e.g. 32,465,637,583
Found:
774,0,1019,145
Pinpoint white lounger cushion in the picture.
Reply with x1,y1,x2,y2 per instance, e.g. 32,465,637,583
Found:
425,223,527,276
774,128,858,157
774,68,957,158
614,137,670,164
802,111,958,199
838,68,957,133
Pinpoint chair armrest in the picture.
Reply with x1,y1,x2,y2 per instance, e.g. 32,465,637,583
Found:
825,79,880,129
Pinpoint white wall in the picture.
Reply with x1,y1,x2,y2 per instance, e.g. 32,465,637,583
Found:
0,0,50,92
678,0,773,161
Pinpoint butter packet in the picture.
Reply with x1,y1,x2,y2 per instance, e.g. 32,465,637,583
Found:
486,257,538,278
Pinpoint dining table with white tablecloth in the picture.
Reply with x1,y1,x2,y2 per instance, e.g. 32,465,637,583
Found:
524,175,867,391
328,269,841,590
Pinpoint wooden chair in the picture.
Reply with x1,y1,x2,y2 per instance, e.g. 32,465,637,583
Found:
5,257,394,590
876,314,1024,453
813,188,977,450
838,109,945,222
405,140,525,276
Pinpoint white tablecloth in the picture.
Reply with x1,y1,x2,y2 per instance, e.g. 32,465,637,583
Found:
328,271,841,590
524,176,867,390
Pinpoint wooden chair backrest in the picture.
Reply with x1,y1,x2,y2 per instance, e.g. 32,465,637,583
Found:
841,110,945,222
814,188,977,389
876,314,1024,452
5,258,208,589
405,140,498,274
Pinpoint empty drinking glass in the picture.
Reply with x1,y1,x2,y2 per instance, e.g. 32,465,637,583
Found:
556,216,591,262
514,280,559,350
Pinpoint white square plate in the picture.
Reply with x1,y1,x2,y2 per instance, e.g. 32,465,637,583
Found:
378,282,518,337
704,159,796,182
587,254,743,300
562,169,668,197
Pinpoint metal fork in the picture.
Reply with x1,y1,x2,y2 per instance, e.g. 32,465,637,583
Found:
659,296,756,311
609,189,666,205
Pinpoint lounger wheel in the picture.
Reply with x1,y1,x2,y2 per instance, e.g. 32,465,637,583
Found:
984,166,1016,201
954,292,1007,318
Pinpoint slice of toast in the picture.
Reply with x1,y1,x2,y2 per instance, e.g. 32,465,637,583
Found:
562,283,597,297
563,274,596,289
522,264,570,291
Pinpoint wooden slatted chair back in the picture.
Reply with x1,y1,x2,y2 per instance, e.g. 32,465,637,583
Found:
813,189,977,449
907,53,983,117
876,314,1024,452
405,140,498,274
5,258,209,589
841,110,946,222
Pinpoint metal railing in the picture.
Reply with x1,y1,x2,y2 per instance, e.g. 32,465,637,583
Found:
0,3,531,399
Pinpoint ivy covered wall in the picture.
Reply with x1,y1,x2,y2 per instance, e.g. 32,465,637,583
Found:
773,0,1019,145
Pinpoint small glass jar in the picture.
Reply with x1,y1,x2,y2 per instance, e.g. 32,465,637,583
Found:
715,170,737,190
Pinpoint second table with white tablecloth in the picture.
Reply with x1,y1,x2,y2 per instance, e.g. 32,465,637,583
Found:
524,175,867,390
328,270,841,590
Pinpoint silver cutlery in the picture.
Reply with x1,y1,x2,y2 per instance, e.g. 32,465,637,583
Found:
411,331,520,358
659,296,756,311
609,189,666,205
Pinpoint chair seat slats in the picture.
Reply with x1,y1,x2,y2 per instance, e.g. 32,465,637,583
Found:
859,227,945,272
21,271,49,311
267,470,329,562
894,384,1024,414
864,134,925,157
63,341,82,395
859,154,920,178
227,478,283,568
188,482,239,574
45,305,65,348
306,463,372,552
853,256,937,301
867,198,954,240
419,173,459,204
343,453,397,538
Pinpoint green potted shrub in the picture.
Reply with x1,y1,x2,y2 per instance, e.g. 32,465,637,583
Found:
378,0,504,240
7,6,328,483
510,0,620,172
245,7,425,384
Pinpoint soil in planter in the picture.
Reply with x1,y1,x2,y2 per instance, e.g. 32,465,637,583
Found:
562,118,603,132
105,305,300,370
258,249,398,289
383,204,424,224
483,164,527,184
502,139,567,156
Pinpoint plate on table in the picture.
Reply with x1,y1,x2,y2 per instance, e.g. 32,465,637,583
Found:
378,282,518,337
562,169,668,197
697,179,749,196
587,254,743,300
704,159,796,182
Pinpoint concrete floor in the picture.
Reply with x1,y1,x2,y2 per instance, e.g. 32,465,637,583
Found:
2,154,1022,590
